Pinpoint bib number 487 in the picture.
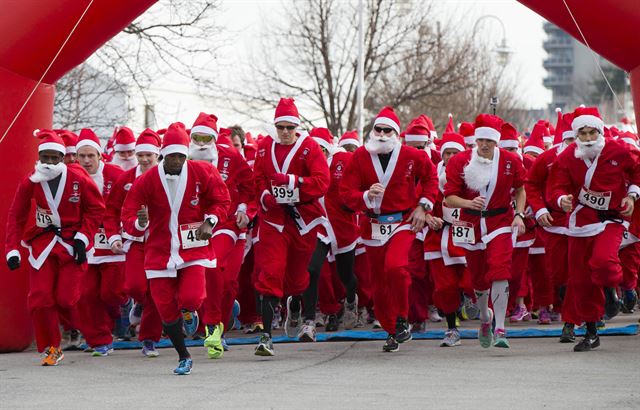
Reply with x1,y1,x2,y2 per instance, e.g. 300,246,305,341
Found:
451,221,475,244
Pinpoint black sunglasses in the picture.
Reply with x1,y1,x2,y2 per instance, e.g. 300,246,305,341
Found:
276,125,297,131
374,126,394,134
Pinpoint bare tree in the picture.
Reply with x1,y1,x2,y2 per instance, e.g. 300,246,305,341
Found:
222,0,525,136
54,0,221,136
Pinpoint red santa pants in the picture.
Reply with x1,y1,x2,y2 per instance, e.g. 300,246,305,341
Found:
528,253,554,307
149,265,206,323
203,234,246,326
365,230,415,335
28,244,85,352
78,262,126,347
620,242,640,290
408,239,431,323
565,223,625,323
237,247,261,325
543,230,569,309
508,247,529,308
255,221,317,299
428,258,466,315
123,242,162,342
354,250,373,308
465,233,512,290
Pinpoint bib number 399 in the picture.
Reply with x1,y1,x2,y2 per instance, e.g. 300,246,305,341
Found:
179,223,209,249
272,185,299,204
451,221,475,244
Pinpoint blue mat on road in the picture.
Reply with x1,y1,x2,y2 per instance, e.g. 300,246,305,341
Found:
108,324,639,350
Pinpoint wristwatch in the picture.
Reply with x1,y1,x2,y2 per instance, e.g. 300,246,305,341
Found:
514,212,526,220
298,176,304,186
629,192,639,201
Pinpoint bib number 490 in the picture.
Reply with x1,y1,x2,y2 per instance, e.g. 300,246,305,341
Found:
579,187,611,211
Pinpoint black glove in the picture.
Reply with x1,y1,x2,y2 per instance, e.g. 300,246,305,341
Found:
7,256,20,271
73,239,87,264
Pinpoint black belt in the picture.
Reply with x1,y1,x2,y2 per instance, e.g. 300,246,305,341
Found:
463,207,508,217
26,225,76,245
597,210,624,224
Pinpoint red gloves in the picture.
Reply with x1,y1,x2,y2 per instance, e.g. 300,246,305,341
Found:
262,193,279,211
271,173,295,187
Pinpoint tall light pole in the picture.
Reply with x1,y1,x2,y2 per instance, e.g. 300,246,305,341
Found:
356,0,365,142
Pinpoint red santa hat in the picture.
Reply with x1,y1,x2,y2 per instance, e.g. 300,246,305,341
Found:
217,127,233,146
245,132,255,145
190,112,219,138
524,122,546,155
339,130,360,147
499,123,520,150
405,115,436,143
373,106,401,134
444,113,455,134
135,129,162,155
621,131,638,147
553,112,575,144
161,122,190,156
439,132,465,155
459,122,475,145
34,129,66,155
572,106,604,135
309,127,334,151
538,120,553,145
114,127,136,152
274,98,301,125
473,114,503,143
76,128,102,153
55,129,78,154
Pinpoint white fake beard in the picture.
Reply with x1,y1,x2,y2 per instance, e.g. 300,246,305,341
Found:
438,167,448,192
111,155,138,171
189,142,218,166
574,135,605,160
365,132,399,154
29,161,65,183
463,148,493,192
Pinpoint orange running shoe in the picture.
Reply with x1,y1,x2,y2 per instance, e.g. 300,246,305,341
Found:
41,346,64,366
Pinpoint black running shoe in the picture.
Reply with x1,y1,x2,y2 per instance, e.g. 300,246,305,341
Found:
622,289,638,314
604,287,620,319
382,335,399,352
559,323,575,343
395,317,412,343
573,334,600,352
325,314,339,332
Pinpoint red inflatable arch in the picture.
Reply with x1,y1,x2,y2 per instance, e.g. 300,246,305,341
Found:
1,0,638,352
0,0,157,352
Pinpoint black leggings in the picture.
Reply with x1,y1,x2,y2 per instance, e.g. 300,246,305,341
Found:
302,240,357,321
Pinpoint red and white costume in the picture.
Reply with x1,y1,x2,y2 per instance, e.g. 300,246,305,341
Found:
5,131,104,352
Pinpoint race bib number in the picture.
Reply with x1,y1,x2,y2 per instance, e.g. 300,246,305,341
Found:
271,184,300,204
442,206,460,224
35,206,59,228
579,187,611,211
371,212,402,241
94,228,111,250
179,223,209,249
451,221,475,244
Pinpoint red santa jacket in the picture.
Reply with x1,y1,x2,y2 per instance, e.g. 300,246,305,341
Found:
549,139,640,237
254,135,330,235
104,166,145,250
444,147,526,250
512,154,537,248
318,150,359,255
5,164,105,269
339,143,438,246
207,144,254,242
122,160,231,278
87,162,125,263
423,161,466,265
525,144,570,235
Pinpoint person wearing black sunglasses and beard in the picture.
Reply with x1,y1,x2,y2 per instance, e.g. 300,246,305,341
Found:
340,106,438,353
252,98,330,356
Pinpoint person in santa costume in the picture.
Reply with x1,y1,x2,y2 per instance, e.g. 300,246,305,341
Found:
252,98,330,356
297,127,360,341
105,129,164,357
55,129,78,164
340,106,438,353
110,127,138,171
339,130,361,153
73,128,127,356
549,106,640,351
526,110,578,341
423,131,473,346
444,113,527,349
122,122,231,374
460,122,476,149
5,130,105,366
188,112,254,359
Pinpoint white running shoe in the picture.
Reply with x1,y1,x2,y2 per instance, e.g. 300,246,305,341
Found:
297,320,317,342
428,305,443,322
342,295,359,330
284,296,301,338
